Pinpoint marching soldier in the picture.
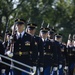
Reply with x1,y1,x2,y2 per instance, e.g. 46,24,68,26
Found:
72,34,75,75
48,34,62,75
10,18,38,75
54,34,67,75
26,23,43,75
0,35,5,75
3,31,13,75
67,34,75,75
48,28,56,41
48,28,59,75
40,26,54,75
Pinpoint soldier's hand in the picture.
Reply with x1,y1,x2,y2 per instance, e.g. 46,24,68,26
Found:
6,51,13,57
53,67,58,71
59,64,62,69
8,53,13,57
1,69,6,74
33,66,36,73
64,66,68,70
40,67,43,72
0,57,2,62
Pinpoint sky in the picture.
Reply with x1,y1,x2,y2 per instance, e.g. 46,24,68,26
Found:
12,0,19,9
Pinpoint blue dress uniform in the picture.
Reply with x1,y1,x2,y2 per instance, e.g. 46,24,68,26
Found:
12,19,38,75
3,31,12,75
0,40,5,75
60,43,67,65
13,32,37,75
67,44,75,75
52,40,63,75
27,23,43,75
33,35,43,75
55,34,67,75
40,27,54,75
58,42,67,75
43,38,54,75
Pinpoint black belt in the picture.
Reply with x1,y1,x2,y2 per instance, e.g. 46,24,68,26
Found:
68,53,74,56
14,51,29,56
44,52,53,56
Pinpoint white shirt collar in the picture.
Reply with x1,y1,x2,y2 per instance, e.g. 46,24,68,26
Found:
42,38,47,42
17,31,25,38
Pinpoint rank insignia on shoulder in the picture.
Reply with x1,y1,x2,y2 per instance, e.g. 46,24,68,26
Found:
25,41,30,46
48,45,50,49
35,42,37,45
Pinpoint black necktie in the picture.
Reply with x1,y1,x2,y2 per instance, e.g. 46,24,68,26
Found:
19,33,21,39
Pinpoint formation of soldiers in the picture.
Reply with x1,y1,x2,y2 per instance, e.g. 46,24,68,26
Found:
0,18,75,75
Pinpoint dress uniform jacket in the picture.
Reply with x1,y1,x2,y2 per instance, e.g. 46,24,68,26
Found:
42,38,54,75
67,45,75,75
53,40,63,67
59,43,67,66
3,40,11,75
67,45,74,63
67,45,75,62
0,40,5,74
33,35,43,67
42,38,54,67
13,31,37,69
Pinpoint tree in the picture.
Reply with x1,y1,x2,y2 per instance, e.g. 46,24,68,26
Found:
0,0,75,42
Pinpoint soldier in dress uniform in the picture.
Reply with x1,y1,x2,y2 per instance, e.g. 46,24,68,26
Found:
67,34,75,75
48,33,63,75
26,23,43,75
54,34,67,75
72,34,75,75
0,35,5,75
10,18,37,75
40,26,54,75
48,28,59,75
3,31,11,75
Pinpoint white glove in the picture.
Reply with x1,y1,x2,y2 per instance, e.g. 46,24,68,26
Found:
59,64,62,69
40,67,43,72
64,66,68,70
1,69,6,73
10,36,13,40
53,67,58,71
33,66,36,73
6,51,13,57
0,57,2,61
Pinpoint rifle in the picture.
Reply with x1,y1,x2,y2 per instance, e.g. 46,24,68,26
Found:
67,34,72,47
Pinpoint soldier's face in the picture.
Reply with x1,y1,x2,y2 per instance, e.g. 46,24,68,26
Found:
41,32,48,38
28,28,36,35
16,24,25,32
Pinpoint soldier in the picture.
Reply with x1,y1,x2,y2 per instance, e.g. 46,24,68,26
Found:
26,23,43,75
48,28,59,75
3,31,13,75
49,33,62,75
40,26,54,75
67,34,75,75
54,34,67,75
48,28,56,41
0,36,5,75
72,34,75,75
10,18,37,75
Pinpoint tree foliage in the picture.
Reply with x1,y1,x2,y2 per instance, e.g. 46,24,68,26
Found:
0,0,75,42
